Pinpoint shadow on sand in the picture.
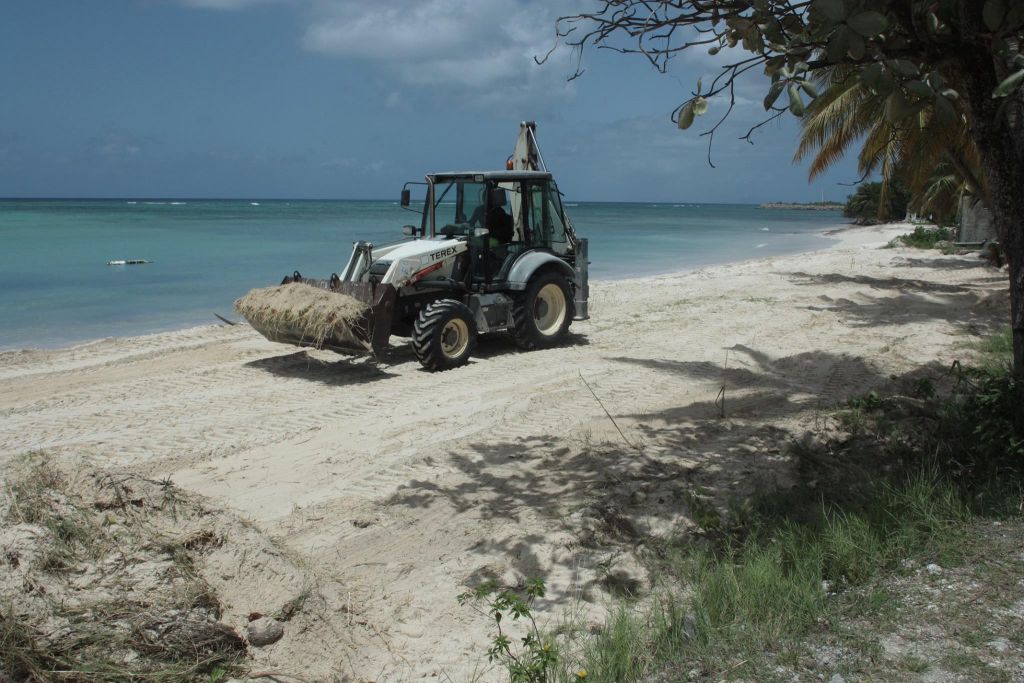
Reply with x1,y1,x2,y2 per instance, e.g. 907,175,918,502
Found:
245,351,397,386
784,270,1008,333
383,345,958,596
246,332,591,381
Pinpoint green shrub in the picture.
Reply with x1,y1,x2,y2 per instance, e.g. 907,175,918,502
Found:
843,181,910,222
894,225,956,249
938,367,1024,476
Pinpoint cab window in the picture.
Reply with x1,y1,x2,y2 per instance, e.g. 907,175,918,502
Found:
527,182,568,248
432,180,485,234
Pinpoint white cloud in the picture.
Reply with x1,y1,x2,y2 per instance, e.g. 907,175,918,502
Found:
179,0,282,9
301,0,575,97
88,132,154,160
172,0,579,108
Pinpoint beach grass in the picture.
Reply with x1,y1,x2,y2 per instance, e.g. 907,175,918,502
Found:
547,329,1022,683
1,454,244,682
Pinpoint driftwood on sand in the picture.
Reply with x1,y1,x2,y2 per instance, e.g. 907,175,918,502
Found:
234,283,369,349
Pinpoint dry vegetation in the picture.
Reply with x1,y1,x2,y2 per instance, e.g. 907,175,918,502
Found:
234,283,368,350
0,454,245,681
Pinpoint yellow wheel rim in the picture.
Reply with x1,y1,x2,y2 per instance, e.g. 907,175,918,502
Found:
440,318,470,358
534,283,567,336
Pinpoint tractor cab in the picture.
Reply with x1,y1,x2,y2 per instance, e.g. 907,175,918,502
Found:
405,171,573,287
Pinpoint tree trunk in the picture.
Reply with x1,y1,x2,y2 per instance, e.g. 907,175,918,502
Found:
969,133,1024,376
956,41,1024,375
994,187,1024,376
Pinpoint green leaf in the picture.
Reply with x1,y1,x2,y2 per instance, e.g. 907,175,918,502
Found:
763,81,785,109
890,59,920,77
847,32,866,60
727,16,753,31
816,0,846,22
885,89,913,121
761,19,784,44
826,26,850,62
847,11,889,37
875,69,895,96
983,0,1005,31
926,12,940,32
1008,3,1024,27
764,55,785,76
860,62,883,88
905,80,933,99
693,97,709,115
993,68,1024,97
800,80,819,98
677,101,696,129
933,92,957,124
788,83,805,116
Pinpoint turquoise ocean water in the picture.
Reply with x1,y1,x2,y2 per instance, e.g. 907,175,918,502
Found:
0,199,845,350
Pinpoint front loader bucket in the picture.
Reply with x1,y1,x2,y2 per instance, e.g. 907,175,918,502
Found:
244,276,398,357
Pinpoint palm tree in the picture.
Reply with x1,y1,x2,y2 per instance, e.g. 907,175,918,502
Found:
794,66,986,224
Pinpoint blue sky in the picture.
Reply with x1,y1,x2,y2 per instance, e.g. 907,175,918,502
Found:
0,0,861,202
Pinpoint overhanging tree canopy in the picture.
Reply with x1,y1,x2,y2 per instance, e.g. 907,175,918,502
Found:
547,1,1024,373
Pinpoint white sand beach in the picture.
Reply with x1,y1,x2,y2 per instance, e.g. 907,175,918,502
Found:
0,223,1010,680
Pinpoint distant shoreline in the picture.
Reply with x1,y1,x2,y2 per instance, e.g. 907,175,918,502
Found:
759,202,844,210
759,201,845,211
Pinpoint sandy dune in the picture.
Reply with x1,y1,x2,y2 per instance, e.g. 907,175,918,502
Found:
0,224,1010,680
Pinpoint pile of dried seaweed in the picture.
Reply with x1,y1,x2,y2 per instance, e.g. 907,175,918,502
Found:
234,283,369,349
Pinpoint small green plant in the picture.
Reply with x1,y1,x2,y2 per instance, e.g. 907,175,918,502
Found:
907,376,936,399
894,225,956,249
846,390,887,411
900,655,931,673
943,367,1024,472
459,578,557,683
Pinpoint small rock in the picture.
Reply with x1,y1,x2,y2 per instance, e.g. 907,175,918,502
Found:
829,675,845,683
821,580,833,594
925,563,942,575
682,611,697,639
630,490,647,505
988,637,1011,653
245,617,284,647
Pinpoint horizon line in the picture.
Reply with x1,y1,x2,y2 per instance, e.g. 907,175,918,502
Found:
0,196,845,205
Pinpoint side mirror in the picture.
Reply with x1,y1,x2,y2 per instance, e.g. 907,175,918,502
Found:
488,187,507,207
400,189,411,207
402,225,417,237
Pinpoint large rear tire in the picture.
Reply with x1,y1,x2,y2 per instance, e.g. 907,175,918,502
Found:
412,299,477,371
512,271,574,350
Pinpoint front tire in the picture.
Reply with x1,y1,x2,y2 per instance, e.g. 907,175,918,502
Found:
512,272,574,350
412,299,477,371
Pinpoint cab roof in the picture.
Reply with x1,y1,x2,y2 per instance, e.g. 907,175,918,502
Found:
428,170,553,182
